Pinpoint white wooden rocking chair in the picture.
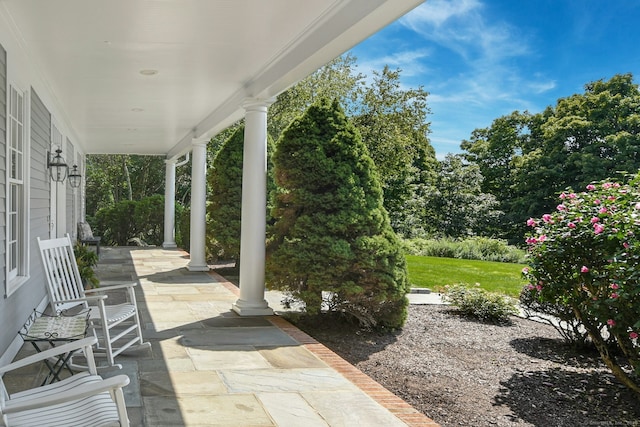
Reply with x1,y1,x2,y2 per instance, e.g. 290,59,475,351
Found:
37,235,150,367
0,336,130,426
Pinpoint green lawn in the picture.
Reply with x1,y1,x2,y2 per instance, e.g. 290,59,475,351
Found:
406,255,527,297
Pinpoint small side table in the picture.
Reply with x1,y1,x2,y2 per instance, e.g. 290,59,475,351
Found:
19,310,91,385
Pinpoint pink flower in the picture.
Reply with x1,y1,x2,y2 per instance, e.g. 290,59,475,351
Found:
557,204,567,211
568,193,577,199
536,284,543,291
635,202,640,210
522,267,529,274
590,217,600,224
567,222,576,229
610,283,620,290
607,196,616,201
610,292,619,299
594,224,605,234
526,237,538,245
613,183,621,188
598,207,608,214
581,266,589,273
542,214,552,223
594,199,601,205
623,242,630,249
630,332,639,340
559,192,566,199
602,183,612,189
526,218,537,227
527,284,535,290
538,235,547,242
586,184,596,191
607,319,616,327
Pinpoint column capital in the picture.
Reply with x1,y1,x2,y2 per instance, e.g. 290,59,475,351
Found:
242,97,276,112
191,137,209,148
164,158,177,165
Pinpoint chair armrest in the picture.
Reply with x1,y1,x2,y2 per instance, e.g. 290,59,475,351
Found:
85,282,136,293
0,337,98,375
56,295,108,304
3,375,130,413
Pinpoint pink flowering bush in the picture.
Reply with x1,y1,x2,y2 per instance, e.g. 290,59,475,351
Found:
522,175,640,394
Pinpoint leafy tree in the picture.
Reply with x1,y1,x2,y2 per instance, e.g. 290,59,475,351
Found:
269,58,437,237
351,66,437,235
86,154,168,216
426,154,502,238
268,54,363,140
266,99,409,328
462,73,640,243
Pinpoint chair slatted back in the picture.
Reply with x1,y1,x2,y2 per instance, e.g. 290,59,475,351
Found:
37,235,87,313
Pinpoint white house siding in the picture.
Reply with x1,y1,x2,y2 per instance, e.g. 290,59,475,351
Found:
0,43,6,300
0,87,51,358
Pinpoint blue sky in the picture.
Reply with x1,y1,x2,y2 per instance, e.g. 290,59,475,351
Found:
349,0,640,158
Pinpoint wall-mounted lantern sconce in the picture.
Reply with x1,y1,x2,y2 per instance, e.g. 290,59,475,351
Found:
48,149,68,182
68,165,82,188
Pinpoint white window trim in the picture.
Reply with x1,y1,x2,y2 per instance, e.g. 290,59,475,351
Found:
5,80,31,297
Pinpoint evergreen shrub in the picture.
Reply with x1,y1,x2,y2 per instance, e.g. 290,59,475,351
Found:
443,283,518,323
266,99,409,328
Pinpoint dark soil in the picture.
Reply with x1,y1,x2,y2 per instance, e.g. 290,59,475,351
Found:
289,304,640,427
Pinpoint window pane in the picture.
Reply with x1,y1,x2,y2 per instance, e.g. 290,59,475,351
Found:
11,151,17,179
17,123,23,152
10,241,17,270
11,119,16,149
10,214,16,241
10,88,16,117
10,184,17,211
17,93,23,122
16,152,22,181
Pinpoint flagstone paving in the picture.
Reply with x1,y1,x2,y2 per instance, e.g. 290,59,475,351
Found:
7,246,439,426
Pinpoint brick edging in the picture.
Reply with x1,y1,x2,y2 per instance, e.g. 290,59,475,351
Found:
206,271,440,426
268,315,440,427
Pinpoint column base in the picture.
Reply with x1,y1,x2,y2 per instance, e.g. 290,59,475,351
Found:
232,299,274,316
187,262,209,272
162,242,177,248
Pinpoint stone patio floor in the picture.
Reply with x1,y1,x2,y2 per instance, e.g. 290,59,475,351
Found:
6,246,439,426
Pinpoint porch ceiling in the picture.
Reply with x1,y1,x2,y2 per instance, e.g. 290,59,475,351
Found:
1,0,423,158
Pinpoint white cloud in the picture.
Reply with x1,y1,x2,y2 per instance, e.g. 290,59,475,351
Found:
355,48,432,86
403,0,482,27
528,79,557,94
398,1,549,114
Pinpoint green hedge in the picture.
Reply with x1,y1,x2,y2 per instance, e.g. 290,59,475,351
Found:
402,236,526,263
93,195,165,246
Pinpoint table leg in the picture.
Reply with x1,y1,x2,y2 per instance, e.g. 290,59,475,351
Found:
29,342,77,386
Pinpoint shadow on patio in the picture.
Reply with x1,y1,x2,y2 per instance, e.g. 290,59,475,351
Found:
6,246,438,426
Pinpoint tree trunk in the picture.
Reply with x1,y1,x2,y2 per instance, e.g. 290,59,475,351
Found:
123,156,133,201
575,307,640,395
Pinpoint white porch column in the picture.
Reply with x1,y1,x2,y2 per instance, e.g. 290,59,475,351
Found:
163,159,177,248
232,99,274,316
187,139,209,271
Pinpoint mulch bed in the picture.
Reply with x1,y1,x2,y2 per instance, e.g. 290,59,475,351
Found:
290,304,640,427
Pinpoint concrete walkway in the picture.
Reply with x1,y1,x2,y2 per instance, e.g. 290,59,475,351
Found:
17,246,438,426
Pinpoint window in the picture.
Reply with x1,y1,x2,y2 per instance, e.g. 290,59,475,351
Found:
6,84,29,295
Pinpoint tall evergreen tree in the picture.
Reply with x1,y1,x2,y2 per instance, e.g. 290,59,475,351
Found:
266,99,409,328
207,126,245,261
207,126,275,262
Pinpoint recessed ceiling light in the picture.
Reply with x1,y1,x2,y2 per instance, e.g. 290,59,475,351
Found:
131,108,144,112
139,69,158,76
